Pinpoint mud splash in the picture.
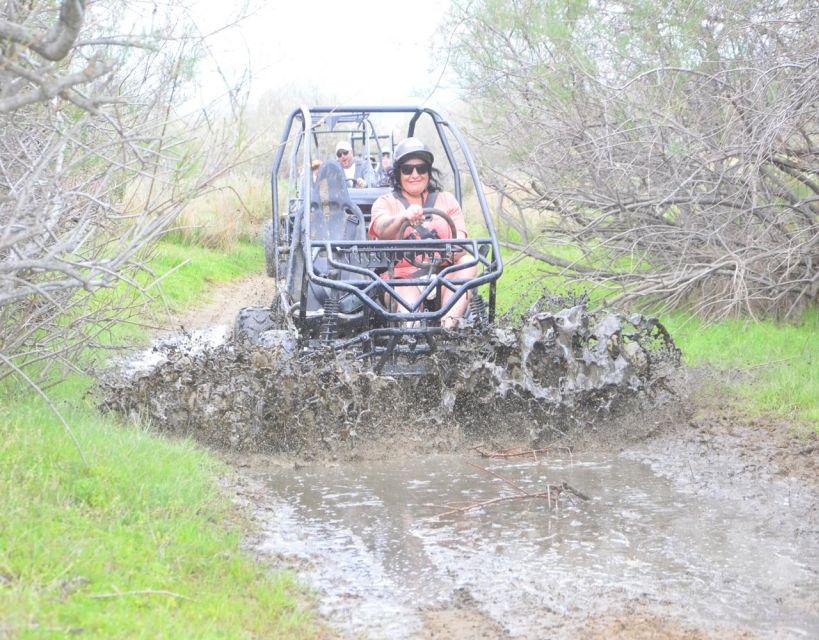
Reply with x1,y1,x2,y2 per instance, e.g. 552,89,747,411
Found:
100,304,681,458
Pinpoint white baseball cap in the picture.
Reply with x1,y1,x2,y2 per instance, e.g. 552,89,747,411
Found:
335,140,351,153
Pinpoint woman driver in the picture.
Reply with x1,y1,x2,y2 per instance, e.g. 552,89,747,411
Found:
368,137,476,328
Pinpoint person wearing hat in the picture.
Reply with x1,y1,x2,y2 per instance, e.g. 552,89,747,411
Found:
376,148,393,186
368,137,476,328
334,140,376,188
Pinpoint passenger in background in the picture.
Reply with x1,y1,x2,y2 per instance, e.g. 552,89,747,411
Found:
335,140,376,188
377,149,393,186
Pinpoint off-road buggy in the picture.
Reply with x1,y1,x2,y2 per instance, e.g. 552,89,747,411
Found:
103,108,681,448
236,105,504,374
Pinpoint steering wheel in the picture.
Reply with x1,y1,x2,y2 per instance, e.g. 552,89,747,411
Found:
397,207,458,269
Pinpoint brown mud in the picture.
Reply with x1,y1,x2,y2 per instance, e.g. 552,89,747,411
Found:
101,274,682,461
151,274,816,486
105,275,818,639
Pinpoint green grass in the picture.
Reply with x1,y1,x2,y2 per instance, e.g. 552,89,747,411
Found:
491,247,617,318
1,239,324,638
0,396,318,639
143,239,262,314
84,239,263,349
663,309,818,429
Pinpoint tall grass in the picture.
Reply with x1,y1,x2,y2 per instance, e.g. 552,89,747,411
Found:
124,172,271,250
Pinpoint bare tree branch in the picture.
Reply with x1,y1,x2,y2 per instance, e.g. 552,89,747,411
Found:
0,0,85,62
0,58,112,113
0,0,254,408
442,0,819,319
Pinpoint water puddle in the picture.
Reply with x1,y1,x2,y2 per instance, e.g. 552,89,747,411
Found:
253,453,818,639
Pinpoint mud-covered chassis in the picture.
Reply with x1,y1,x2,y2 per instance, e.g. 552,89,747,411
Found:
239,106,504,373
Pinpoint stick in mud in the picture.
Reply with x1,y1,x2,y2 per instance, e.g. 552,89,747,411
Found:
425,488,565,518
472,445,557,459
467,461,532,495
424,463,590,518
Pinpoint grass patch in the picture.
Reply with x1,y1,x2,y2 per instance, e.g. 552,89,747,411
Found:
134,172,269,250
144,239,262,315
85,239,263,350
663,309,818,429
0,237,322,638
491,246,615,317
0,396,318,639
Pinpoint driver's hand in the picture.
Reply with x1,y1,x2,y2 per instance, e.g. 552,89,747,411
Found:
355,178,366,187
404,204,424,224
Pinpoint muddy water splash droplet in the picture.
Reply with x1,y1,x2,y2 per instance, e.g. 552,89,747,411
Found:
99,304,681,458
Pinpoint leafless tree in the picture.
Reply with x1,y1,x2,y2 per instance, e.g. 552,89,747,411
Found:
442,0,818,320
1,0,246,402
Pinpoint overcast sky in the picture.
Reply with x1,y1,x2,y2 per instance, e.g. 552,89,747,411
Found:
189,0,456,111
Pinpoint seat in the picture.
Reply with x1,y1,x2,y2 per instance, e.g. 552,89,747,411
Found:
309,160,366,244
304,161,366,312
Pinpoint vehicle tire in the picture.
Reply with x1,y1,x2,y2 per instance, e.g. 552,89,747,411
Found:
262,221,275,277
258,329,298,357
234,306,277,343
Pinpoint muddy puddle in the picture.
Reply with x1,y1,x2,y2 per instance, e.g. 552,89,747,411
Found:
247,452,818,640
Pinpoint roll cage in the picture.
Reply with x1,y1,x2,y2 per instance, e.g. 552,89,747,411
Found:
269,105,503,371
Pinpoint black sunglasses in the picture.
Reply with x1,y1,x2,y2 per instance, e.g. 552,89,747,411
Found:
399,163,430,176
336,149,350,158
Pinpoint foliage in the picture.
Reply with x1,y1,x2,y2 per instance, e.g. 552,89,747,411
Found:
442,0,819,320
0,1,251,393
665,308,818,427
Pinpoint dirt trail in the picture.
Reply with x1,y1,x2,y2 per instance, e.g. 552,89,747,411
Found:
126,274,817,639
165,273,273,332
